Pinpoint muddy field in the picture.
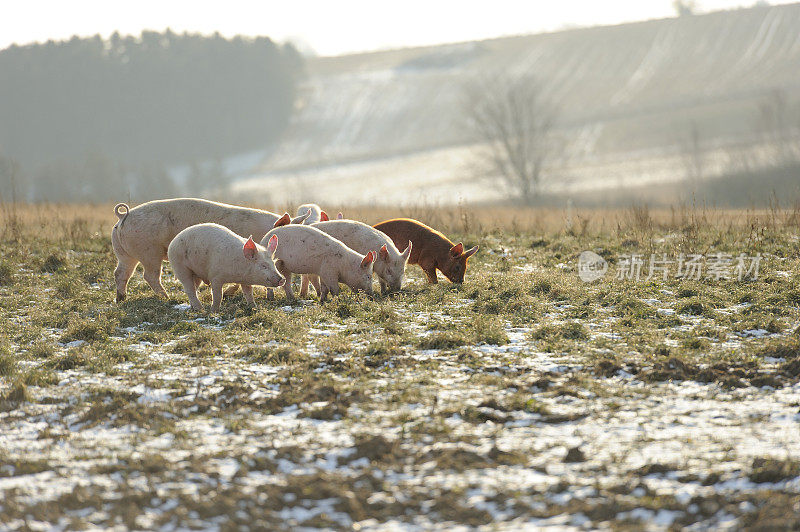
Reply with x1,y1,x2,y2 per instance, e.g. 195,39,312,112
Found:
1,205,800,530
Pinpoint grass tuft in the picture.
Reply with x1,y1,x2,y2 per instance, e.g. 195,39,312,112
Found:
0,346,16,377
0,260,13,285
173,329,224,358
40,253,65,273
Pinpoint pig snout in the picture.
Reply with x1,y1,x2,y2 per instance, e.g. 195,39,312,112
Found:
363,281,374,296
267,272,285,287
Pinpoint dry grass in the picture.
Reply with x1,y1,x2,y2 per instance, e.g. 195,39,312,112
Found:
3,200,800,242
2,198,800,530
0,203,112,242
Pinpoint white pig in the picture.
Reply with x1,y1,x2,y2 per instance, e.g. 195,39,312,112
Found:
296,203,327,225
312,220,412,294
167,223,284,312
260,224,375,302
295,206,343,296
111,198,307,302
296,203,344,225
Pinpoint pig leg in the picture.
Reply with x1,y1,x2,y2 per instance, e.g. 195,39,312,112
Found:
299,275,310,297
422,265,438,284
210,280,224,312
300,275,321,297
318,273,339,303
309,275,322,298
241,284,255,306
318,283,329,303
282,281,295,301
224,284,240,296
114,255,138,303
323,281,340,303
173,265,203,311
276,263,295,301
141,257,168,298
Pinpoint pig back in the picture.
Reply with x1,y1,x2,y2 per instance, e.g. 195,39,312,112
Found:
314,220,393,257
122,198,276,251
264,224,359,274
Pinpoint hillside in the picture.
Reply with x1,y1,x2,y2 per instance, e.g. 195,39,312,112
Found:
232,4,800,206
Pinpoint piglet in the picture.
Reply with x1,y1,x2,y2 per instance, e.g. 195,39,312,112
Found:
296,203,344,225
373,218,478,283
296,203,327,225
313,219,412,294
260,224,375,302
168,223,284,312
293,208,346,296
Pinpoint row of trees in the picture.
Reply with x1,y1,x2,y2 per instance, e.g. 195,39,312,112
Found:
0,30,303,202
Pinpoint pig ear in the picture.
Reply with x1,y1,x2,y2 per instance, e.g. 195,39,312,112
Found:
460,245,479,259
320,211,329,221
273,213,291,228
449,242,464,257
291,211,311,224
337,212,344,219
361,251,375,268
243,236,258,260
402,241,412,259
266,234,278,255
379,244,389,261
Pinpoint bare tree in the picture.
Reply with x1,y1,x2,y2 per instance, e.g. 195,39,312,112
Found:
464,74,560,204
673,0,697,16
757,89,800,166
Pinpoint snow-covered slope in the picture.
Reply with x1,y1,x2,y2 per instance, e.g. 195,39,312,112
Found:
231,4,800,205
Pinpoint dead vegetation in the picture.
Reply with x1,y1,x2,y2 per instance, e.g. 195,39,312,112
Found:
1,202,799,529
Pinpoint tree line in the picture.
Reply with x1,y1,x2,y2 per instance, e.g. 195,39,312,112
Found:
0,30,304,202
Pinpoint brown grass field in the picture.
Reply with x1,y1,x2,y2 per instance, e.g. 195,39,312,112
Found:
2,199,800,529
3,200,800,242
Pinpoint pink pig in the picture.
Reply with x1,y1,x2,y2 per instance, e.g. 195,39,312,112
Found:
260,224,375,302
312,220,412,294
168,223,284,312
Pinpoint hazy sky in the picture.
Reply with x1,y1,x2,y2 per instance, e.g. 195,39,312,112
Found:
0,0,770,56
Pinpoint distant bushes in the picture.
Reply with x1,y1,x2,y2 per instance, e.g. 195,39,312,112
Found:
0,31,304,202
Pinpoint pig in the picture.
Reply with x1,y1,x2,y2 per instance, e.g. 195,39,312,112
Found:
111,198,307,302
167,223,284,312
296,203,344,225
260,224,375,302
293,206,344,296
311,220,412,294
296,203,328,224
372,218,478,284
